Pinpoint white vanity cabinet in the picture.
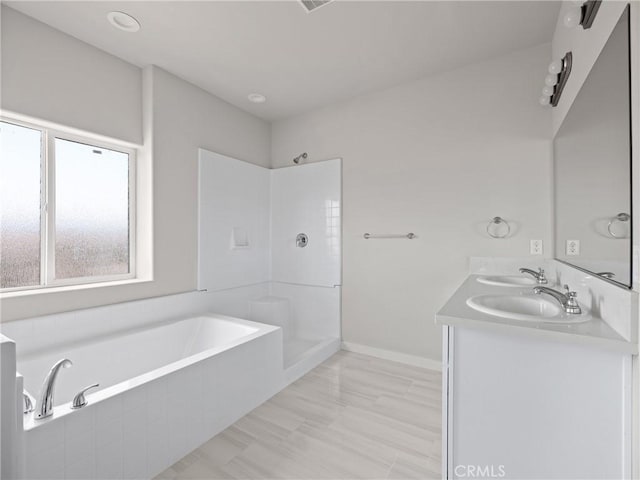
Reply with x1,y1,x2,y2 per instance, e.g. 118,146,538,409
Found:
441,325,633,479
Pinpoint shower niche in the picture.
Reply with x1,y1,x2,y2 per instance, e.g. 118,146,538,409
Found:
197,149,341,375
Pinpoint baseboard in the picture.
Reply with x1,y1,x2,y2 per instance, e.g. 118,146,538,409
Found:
283,338,341,386
341,341,441,371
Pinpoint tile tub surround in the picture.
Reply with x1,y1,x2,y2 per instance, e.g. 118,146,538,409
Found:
1,282,341,362
156,351,442,480
0,290,212,358
1,335,20,479
20,319,283,480
1,286,341,480
18,315,277,412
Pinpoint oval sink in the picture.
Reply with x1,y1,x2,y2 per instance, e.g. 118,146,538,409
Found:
477,275,537,287
466,294,592,323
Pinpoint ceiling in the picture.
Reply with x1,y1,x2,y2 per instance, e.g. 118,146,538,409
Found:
6,1,560,121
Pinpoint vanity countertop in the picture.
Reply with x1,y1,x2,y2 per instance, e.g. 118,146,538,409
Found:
436,275,638,354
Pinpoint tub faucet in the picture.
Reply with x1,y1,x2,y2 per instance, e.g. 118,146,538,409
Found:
519,267,547,284
36,358,72,420
533,285,582,314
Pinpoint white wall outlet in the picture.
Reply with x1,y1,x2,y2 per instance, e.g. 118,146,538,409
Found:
566,240,580,256
530,239,543,255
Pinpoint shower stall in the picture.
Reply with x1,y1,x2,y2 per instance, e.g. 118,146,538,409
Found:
197,149,341,380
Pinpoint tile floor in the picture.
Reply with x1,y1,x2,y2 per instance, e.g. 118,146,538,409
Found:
156,351,441,479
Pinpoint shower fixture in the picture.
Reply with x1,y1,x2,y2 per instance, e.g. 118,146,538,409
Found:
299,0,334,13
293,153,308,164
296,233,309,248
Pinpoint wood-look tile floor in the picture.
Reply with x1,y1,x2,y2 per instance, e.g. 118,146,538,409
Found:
156,351,442,480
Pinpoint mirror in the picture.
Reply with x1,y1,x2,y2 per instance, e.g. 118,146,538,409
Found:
553,5,632,288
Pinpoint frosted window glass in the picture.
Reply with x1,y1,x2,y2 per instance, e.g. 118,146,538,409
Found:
55,138,130,279
0,122,42,289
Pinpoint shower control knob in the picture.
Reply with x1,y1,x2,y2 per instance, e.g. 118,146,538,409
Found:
296,233,309,248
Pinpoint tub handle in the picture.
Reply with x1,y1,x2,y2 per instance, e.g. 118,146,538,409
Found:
71,383,100,409
23,391,36,414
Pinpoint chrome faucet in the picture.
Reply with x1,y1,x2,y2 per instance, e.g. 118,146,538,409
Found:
519,267,548,284
533,285,582,314
36,358,72,420
71,384,100,409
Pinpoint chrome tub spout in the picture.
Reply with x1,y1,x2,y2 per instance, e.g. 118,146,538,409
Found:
36,358,72,420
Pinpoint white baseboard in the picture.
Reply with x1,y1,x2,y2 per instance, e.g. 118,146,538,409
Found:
341,341,441,371
283,338,341,386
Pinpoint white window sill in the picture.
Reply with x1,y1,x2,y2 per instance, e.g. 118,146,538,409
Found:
0,278,152,299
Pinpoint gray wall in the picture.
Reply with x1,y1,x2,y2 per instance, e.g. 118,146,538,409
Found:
271,44,553,361
1,7,142,144
2,6,554,364
0,8,271,321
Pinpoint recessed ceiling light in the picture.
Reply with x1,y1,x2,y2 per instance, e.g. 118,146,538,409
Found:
107,11,141,32
248,93,267,104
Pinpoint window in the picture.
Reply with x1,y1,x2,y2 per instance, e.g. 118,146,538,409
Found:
0,118,135,291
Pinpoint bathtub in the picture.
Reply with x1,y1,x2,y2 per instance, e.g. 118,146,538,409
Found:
17,313,283,480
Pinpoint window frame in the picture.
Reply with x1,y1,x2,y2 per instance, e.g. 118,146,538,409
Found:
0,116,137,293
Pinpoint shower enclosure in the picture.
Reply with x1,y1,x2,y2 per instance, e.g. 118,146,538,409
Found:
197,149,341,380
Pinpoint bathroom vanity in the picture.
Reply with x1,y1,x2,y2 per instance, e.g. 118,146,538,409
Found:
437,271,636,479
437,4,639,478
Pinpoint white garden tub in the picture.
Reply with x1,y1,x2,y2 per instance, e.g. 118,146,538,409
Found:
17,313,283,480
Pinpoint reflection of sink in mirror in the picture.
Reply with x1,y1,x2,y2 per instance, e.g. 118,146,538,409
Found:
466,294,592,323
476,275,537,287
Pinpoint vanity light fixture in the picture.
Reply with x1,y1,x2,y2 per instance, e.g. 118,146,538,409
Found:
539,52,573,107
107,11,141,32
563,0,602,29
248,93,267,104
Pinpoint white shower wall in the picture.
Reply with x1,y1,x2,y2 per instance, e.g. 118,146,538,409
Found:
198,152,271,291
271,160,342,287
197,149,341,366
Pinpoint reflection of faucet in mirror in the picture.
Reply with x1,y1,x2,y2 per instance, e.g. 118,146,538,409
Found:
519,267,547,284
597,272,616,279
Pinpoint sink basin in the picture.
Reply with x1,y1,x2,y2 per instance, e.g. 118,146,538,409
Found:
466,294,592,323
477,275,537,287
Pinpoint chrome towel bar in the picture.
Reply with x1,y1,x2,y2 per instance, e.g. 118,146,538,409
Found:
363,233,415,239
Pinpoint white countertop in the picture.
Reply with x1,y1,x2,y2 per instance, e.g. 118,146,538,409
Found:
436,275,638,354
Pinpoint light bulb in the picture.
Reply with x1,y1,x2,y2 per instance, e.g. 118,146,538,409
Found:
548,60,562,75
542,86,554,96
539,96,551,106
545,74,558,87
563,6,582,28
